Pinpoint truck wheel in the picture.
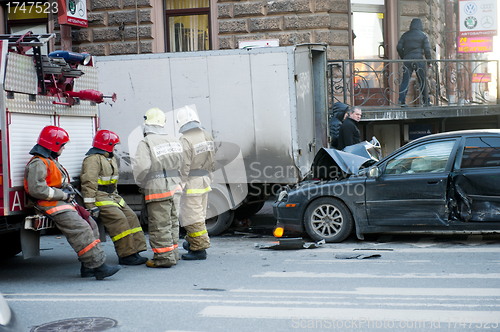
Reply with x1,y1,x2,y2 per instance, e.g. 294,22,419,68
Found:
206,194,234,236
303,197,353,243
0,231,22,259
234,201,266,220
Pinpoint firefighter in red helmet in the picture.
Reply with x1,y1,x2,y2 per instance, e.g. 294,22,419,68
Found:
24,126,120,280
81,130,148,265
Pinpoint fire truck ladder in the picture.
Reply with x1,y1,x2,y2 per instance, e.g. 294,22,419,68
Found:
0,33,56,95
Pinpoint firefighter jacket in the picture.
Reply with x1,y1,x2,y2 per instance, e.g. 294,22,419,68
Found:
133,133,183,203
24,152,73,216
179,128,215,196
81,149,123,210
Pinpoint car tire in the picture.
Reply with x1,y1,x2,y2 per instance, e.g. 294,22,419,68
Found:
303,197,353,243
205,194,234,236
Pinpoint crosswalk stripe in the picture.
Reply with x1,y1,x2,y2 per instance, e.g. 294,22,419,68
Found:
253,271,500,279
199,306,500,325
231,287,500,297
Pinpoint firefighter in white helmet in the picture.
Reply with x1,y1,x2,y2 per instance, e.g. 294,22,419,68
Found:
176,105,214,260
81,130,148,266
133,107,183,267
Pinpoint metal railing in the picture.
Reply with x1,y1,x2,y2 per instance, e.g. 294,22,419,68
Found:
327,59,499,108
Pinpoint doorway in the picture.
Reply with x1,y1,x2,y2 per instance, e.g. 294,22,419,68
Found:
351,1,388,106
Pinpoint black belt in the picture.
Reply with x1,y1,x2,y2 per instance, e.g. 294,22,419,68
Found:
188,169,210,177
98,185,115,194
146,170,180,181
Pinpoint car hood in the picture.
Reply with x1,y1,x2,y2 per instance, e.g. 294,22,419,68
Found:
311,140,380,180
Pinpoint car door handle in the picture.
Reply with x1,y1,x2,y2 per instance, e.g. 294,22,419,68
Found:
428,180,440,185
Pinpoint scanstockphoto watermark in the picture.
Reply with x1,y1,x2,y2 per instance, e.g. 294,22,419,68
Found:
291,317,499,330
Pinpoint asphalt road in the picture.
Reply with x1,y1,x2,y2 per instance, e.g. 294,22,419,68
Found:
2,227,500,332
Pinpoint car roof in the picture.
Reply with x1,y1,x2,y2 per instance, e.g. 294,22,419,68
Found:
412,129,500,143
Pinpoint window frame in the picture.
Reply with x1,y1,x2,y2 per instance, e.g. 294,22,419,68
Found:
458,135,500,170
165,5,211,52
382,138,459,176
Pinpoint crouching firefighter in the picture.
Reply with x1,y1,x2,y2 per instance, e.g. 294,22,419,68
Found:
176,105,215,260
81,130,148,265
133,107,183,268
24,126,121,280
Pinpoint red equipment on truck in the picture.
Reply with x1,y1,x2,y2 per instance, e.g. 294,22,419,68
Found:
0,33,115,259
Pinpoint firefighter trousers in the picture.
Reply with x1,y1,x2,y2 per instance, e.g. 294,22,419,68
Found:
181,193,210,251
53,210,106,269
147,197,179,267
99,203,147,258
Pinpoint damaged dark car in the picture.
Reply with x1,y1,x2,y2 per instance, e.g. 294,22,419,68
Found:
273,130,500,243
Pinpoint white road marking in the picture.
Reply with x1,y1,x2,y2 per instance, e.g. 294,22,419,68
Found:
318,247,500,253
199,306,500,324
231,287,500,297
253,271,500,279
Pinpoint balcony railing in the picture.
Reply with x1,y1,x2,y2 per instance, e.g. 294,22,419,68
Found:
328,59,499,109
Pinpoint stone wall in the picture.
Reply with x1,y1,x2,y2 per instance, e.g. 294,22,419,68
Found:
217,0,350,60
54,0,154,55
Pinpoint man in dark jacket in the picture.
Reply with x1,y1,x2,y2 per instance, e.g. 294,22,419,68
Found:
397,18,432,106
329,102,348,149
338,107,362,150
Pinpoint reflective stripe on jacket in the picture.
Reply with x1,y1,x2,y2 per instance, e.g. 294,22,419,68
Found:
179,128,215,196
133,133,183,203
24,156,72,215
81,153,120,210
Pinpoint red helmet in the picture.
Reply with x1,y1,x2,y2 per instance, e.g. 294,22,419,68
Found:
37,126,70,152
93,130,120,152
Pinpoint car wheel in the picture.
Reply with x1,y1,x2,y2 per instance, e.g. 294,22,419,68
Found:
205,194,234,236
303,197,353,243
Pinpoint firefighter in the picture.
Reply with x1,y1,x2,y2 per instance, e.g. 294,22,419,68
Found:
24,126,120,280
81,130,148,265
176,105,214,260
132,107,183,268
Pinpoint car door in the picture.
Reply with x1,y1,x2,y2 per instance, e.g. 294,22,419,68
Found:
365,138,459,226
452,135,500,222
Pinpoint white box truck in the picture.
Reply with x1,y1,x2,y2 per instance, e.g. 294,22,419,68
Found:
96,44,329,235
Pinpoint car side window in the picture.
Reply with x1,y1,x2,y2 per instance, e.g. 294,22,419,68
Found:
461,137,500,168
384,140,456,175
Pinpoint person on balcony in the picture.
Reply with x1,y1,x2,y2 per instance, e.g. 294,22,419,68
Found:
397,18,432,107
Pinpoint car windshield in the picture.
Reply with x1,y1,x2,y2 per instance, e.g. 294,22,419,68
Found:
384,140,456,175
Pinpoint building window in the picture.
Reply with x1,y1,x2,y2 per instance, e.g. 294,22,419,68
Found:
5,3,49,54
166,0,210,52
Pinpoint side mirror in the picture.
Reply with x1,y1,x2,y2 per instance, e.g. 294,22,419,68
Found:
368,167,380,178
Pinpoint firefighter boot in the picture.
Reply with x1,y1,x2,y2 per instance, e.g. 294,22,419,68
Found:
146,260,173,268
94,263,121,280
182,241,191,251
181,250,207,260
80,263,95,278
119,253,147,265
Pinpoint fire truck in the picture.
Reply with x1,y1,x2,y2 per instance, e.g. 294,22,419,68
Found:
0,33,114,259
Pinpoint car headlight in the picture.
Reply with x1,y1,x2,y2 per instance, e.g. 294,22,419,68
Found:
277,189,288,202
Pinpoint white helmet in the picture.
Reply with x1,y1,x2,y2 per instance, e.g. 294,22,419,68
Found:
176,105,200,128
144,107,166,127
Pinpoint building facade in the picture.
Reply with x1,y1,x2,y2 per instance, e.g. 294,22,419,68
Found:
1,0,498,155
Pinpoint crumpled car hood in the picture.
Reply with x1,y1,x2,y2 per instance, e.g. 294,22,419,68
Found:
311,141,380,180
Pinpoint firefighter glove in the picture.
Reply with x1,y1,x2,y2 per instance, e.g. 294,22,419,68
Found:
90,207,100,219
61,186,76,202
